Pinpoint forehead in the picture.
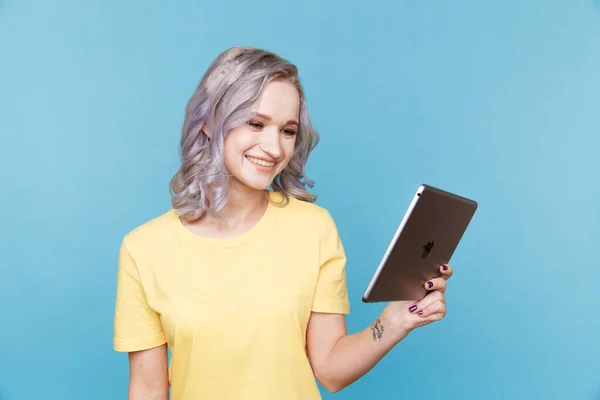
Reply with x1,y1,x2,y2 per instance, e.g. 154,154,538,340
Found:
254,80,300,121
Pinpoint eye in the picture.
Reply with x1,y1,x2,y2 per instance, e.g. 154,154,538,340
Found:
282,129,297,137
248,120,263,129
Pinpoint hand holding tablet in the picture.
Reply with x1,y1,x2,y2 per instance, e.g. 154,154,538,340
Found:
362,184,477,303
362,184,477,339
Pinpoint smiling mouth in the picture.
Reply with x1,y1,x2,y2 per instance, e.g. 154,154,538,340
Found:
245,155,276,167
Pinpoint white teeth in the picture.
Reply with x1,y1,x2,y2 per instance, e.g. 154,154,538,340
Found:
246,156,276,167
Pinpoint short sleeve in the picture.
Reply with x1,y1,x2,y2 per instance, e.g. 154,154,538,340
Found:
311,209,350,314
113,237,166,352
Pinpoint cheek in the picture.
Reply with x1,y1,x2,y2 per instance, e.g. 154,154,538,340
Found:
283,138,296,159
276,139,296,172
223,130,249,166
222,148,234,172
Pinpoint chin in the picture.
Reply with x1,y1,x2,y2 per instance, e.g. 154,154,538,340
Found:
237,174,276,191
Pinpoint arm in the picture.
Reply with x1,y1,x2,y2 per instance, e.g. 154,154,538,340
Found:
306,311,400,393
128,344,169,400
114,238,169,399
307,266,451,393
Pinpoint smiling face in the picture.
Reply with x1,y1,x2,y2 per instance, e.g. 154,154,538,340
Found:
223,80,300,191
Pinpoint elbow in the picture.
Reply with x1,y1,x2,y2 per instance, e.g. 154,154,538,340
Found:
129,373,169,400
128,381,169,400
313,370,346,393
324,384,344,394
321,380,346,394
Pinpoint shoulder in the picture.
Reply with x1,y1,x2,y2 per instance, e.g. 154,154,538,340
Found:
121,209,179,256
271,192,338,234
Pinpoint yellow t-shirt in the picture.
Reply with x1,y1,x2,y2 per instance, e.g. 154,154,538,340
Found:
113,191,350,399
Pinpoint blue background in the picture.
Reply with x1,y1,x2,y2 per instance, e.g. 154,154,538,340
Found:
1,0,599,399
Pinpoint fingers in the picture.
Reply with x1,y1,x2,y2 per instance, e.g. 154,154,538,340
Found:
424,277,446,293
409,289,444,314
417,298,446,320
408,290,446,316
440,263,453,279
403,266,452,328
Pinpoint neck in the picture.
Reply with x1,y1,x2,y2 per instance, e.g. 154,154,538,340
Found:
203,181,269,231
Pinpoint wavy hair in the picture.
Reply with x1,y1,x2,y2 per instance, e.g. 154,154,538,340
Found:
169,46,320,222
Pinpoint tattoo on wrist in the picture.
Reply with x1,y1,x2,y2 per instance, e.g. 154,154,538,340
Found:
371,318,384,341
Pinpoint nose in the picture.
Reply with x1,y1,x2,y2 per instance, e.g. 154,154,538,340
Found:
259,127,282,160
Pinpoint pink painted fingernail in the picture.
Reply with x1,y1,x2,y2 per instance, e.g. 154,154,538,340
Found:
442,265,448,271
409,305,417,313
418,310,423,315
427,281,433,289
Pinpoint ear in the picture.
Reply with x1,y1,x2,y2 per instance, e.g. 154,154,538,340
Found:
201,123,212,139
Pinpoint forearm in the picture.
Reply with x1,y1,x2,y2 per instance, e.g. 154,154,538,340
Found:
318,314,408,392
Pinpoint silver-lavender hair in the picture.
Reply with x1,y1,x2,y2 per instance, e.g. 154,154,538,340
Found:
169,46,320,222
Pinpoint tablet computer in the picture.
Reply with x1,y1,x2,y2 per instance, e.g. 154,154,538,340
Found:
362,184,478,303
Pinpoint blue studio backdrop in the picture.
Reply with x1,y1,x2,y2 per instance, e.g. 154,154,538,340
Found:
1,1,599,399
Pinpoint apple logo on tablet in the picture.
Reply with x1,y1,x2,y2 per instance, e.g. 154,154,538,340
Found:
422,241,434,258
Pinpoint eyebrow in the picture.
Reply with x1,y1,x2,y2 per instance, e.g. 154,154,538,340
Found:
253,112,299,126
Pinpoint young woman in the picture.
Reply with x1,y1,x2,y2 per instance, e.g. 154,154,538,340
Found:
113,46,452,400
